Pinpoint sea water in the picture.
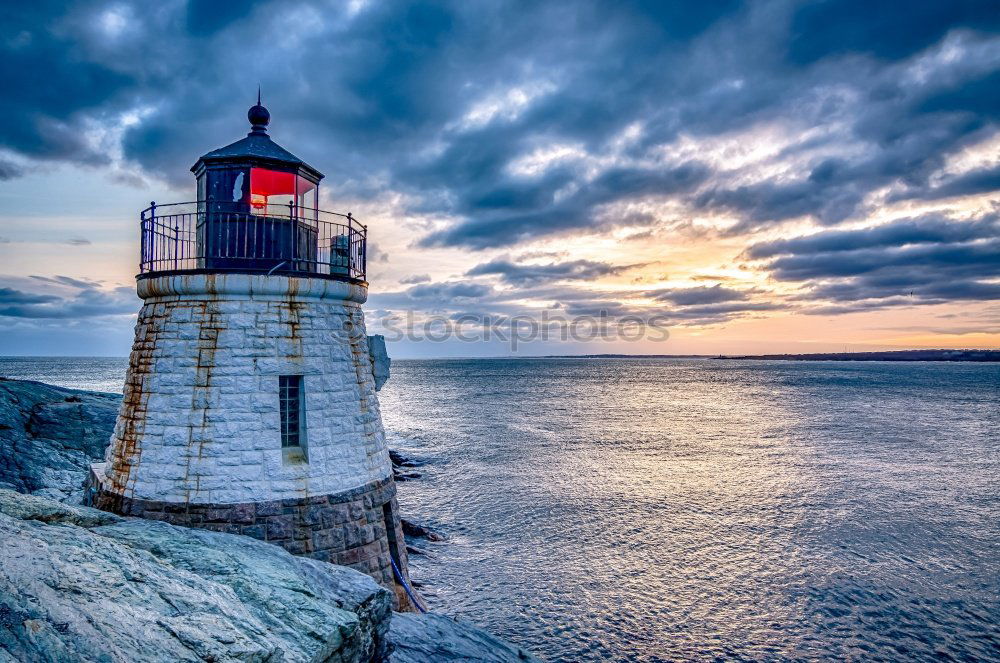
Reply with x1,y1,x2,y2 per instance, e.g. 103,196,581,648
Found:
2,356,998,662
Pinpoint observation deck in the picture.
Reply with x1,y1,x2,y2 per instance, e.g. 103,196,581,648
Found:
138,201,367,284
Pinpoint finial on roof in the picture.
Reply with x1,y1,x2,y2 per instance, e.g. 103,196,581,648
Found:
248,88,270,136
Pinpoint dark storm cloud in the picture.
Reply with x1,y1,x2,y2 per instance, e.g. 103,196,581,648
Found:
763,233,999,282
889,165,1000,202
3,0,1000,317
564,297,781,325
0,282,135,319
1,2,138,164
404,282,493,301
698,107,994,234
747,212,1000,308
0,287,59,305
467,258,642,285
30,275,103,289
649,285,751,306
422,162,711,249
185,0,263,36
0,159,24,180
918,68,1000,118
662,301,783,321
745,213,1000,259
371,277,780,328
787,0,1000,64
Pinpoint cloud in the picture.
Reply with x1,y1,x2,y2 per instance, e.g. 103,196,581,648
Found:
0,158,24,180
744,213,1000,259
0,282,135,319
404,281,493,301
2,4,137,165
747,212,1000,309
918,68,1000,117
786,0,1000,64
65,237,91,246
30,275,102,289
467,257,642,285
421,162,711,249
186,0,264,36
399,273,431,284
659,300,784,322
0,287,60,306
367,242,390,263
650,284,751,306
764,234,999,282
889,164,1000,202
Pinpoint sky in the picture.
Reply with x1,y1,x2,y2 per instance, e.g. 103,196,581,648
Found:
0,0,998,357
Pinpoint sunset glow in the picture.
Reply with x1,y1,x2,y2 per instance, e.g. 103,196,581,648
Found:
1,1,997,356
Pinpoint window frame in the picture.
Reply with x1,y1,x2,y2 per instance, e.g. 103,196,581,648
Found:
278,375,308,463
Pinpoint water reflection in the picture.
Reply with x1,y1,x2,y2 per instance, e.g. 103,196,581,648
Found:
380,359,1000,662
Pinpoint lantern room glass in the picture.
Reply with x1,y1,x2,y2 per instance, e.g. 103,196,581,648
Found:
248,167,318,220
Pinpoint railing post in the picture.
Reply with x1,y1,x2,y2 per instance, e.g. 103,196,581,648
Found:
290,201,297,272
149,201,156,272
139,208,146,273
347,212,356,277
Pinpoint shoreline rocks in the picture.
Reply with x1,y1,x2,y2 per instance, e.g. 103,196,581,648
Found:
401,519,447,542
389,613,537,663
390,450,425,483
0,489,392,662
0,378,119,502
0,378,538,663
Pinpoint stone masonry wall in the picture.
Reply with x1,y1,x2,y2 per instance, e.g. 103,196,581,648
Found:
101,274,392,505
89,474,414,610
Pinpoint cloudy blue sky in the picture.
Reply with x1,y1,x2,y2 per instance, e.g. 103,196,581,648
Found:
1,0,998,356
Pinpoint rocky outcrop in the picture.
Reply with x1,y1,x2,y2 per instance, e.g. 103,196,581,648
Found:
389,450,424,483
388,614,538,663
367,335,390,391
0,489,393,662
0,379,538,662
0,490,538,663
0,379,119,502
401,519,446,542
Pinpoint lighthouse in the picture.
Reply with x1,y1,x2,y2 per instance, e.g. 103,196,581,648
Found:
87,99,414,609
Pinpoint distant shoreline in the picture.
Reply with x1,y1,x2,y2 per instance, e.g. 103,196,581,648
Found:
536,349,999,362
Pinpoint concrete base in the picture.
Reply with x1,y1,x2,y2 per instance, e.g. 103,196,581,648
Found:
87,472,414,610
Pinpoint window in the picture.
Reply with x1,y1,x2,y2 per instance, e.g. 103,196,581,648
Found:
279,376,306,457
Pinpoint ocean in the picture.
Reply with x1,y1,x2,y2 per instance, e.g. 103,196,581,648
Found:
2,356,998,662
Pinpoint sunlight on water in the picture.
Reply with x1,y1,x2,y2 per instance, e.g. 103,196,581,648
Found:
2,356,998,661
0,357,128,393
378,358,1000,662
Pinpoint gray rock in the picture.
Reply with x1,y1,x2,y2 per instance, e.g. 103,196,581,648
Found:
0,380,541,662
367,335,390,391
0,489,121,527
388,613,540,663
400,519,446,542
0,379,119,501
0,488,393,662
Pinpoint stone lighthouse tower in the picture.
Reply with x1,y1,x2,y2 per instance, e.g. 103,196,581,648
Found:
88,100,414,609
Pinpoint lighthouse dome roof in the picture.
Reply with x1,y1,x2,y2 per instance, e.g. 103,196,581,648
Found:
191,100,323,181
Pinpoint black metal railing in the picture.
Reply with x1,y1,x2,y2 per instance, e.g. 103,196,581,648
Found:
139,201,367,282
